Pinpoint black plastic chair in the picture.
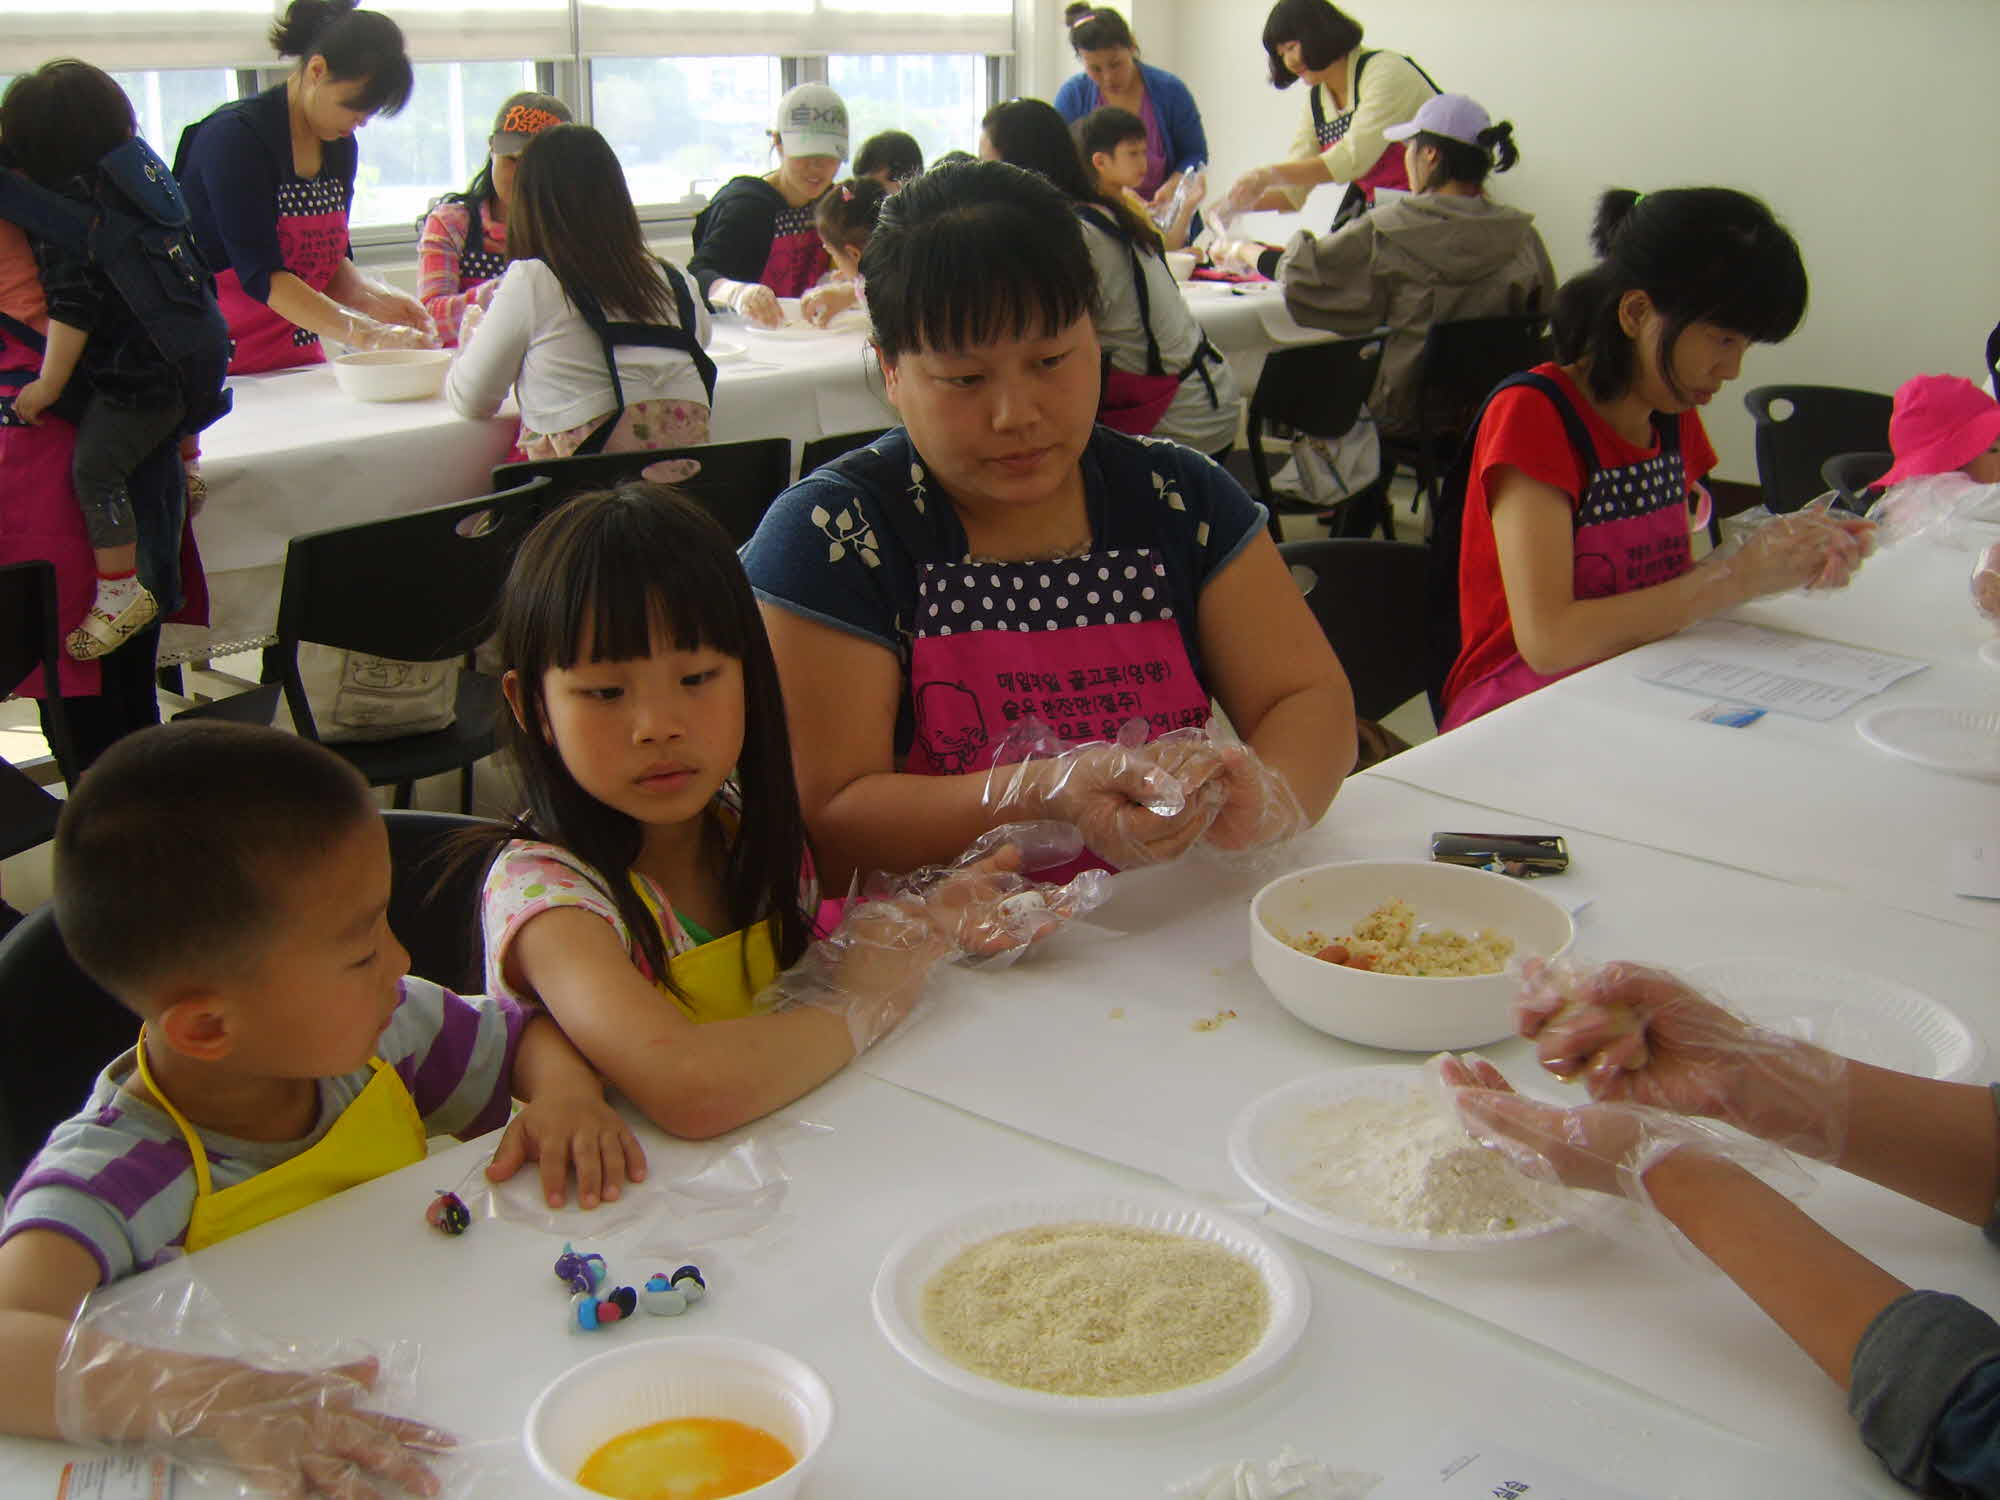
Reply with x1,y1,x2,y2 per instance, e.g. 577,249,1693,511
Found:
382,808,505,996
0,560,74,857
170,681,282,727
1279,537,1431,723
0,809,506,1188
1820,451,1892,515
799,428,890,479
1246,335,1391,543
492,436,793,547
1378,313,1552,518
1744,385,1893,513
270,477,551,813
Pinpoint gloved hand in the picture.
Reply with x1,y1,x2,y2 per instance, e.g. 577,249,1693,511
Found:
800,281,858,328
1222,166,1277,216
1209,239,1270,276
57,1332,453,1498
348,276,438,343
1515,958,1850,1161
1147,724,1307,855
711,278,783,328
1706,507,1874,600
772,823,1111,1054
330,308,437,353
1433,1052,1729,1207
1973,541,2000,628
983,717,1224,869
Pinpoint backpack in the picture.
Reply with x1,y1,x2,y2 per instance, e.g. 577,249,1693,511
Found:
1425,371,1673,718
0,137,233,436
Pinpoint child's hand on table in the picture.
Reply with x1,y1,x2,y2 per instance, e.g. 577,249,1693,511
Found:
486,1089,648,1211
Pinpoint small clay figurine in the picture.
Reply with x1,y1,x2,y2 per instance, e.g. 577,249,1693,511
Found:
669,1264,706,1302
638,1274,687,1317
568,1285,639,1333
425,1191,471,1236
554,1242,608,1295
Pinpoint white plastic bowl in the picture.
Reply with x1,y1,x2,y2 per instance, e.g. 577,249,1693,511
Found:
1248,859,1574,1050
329,347,450,402
1165,250,1197,282
524,1336,834,1500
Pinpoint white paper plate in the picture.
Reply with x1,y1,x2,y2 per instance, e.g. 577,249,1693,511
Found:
1229,1068,1570,1252
1855,705,2000,781
870,1190,1308,1417
1687,957,1984,1082
706,338,749,363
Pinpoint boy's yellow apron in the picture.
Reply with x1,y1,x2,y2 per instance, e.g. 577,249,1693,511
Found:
134,1030,427,1252
631,875,779,1023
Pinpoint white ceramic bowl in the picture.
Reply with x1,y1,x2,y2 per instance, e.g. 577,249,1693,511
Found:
524,1336,834,1500
1165,250,1197,283
329,347,450,402
1247,859,1574,1050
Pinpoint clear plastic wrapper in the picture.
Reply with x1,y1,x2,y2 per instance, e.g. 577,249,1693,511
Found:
1708,501,1875,597
1512,957,1851,1163
1974,541,2000,630
329,307,437,353
982,715,1218,869
1867,472,2000,550
1149,163,1207,233
628,1120,832,1259
52,1266,508,1498
1170,1447,1382,1500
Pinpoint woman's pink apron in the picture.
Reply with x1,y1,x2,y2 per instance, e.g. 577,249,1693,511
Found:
219,174,349,374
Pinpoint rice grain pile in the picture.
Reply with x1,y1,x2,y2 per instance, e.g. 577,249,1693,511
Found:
921,1222,1267,1396
1284,898,1513,977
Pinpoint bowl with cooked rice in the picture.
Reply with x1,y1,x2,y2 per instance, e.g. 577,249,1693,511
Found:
1248,860,1575,1050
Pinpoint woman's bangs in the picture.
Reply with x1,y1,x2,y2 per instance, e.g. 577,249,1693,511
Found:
904,215,1093,355
554,502,749,668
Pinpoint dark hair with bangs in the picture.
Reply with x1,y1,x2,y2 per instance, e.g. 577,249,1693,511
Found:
1074,105,1146,164
509,125,677,326
854,130,923,184
1065,4,1138,53
814,176,889,253
983,98,1161,253
1413,120,1518,190
272,0,413,116
0,61,137,189
55,722,376,1001
1261,0,1363,89
1551,187,1807,404
860,159,1097,363
477,485,815,991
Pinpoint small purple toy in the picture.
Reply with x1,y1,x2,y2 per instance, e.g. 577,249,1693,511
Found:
425,1191,470,1236
554,1242,608,1295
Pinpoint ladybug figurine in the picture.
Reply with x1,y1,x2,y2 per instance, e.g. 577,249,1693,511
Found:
425,1191,471,1236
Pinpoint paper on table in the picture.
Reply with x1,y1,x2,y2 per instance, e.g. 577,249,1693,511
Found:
1375,1432,1650,1499
1634,620,1926,719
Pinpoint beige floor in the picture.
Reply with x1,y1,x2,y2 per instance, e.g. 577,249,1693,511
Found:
2,468,1438,914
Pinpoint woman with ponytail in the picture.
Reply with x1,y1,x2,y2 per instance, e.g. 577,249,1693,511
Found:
1221,92,1553,441
176,0,434,372
1439,185,1874,730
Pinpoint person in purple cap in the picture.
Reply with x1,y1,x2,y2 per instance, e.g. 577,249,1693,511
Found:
1216,92,1554,441
1879,374,2000,489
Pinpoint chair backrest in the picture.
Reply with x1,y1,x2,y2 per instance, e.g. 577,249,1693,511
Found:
383,809,504,996
1986,319,1999,393
1408,314,1552,440
1247,335,1387,443
1743,385,1893,513
492,436,794,546
277,476,552,663
0,907,135,1190
1279,537,1430,723
1820,450,1892,514
171,682,282,726
0,559,76,778
799,428,890,480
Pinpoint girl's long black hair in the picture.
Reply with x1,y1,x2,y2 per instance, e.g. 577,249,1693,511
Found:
982,97,1160,253
475,485,816,988
510,124,676,324
1551,187,1808,404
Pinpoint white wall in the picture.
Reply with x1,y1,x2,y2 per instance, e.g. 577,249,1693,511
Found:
1148,0,2000,481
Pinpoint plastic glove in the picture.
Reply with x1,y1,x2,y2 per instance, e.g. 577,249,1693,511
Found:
1147,723,1307,856
1211,239,1270,277
1515,958,1850,1161
1222,166,1276,216
769,825,1111,1054
800,281,858,328
458,301,486,348
348,276,437,342
56,1330,454,1498
1707,507,1874,599
330,308,437,353
982,716,1224,869
1434,1052,1731,1206
1972,541,2000,628
712,278,782,328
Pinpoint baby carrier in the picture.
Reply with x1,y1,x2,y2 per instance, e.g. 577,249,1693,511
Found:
0,136,233,434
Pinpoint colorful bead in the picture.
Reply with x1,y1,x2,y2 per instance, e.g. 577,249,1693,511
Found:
425,1191,470,1236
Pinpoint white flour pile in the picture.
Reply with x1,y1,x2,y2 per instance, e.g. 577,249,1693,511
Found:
1281,1083,1555,1238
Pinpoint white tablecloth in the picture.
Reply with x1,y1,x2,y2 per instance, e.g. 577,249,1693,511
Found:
164,291,1319,664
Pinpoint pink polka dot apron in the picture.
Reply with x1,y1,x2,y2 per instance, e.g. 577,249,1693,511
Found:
1314,50,1439,230
217,173,349,373
759,200,830,299
1443,378,1695,730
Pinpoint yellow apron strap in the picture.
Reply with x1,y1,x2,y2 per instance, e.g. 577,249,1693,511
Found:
133,1026,216,1200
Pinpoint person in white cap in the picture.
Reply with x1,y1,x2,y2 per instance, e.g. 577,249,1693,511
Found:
1217,92,1554,440
689,82,848,329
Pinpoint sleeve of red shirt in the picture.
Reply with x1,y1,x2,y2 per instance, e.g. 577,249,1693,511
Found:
1679,409,1718,487
1470,383,1591,510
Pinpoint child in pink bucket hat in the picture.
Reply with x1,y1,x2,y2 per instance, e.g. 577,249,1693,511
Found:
1880,374,2000,486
